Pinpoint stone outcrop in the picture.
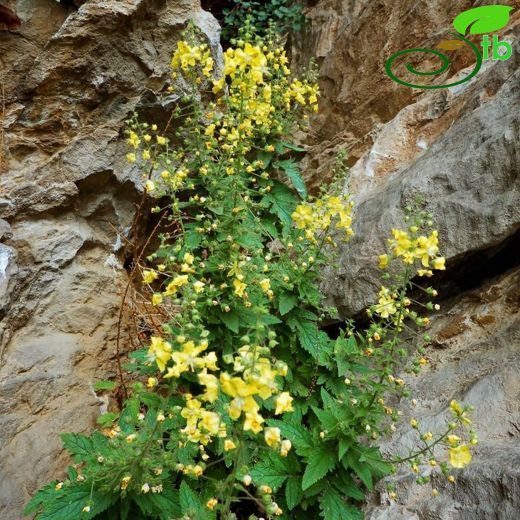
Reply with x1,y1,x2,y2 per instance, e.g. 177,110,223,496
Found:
299,1,520,518
0,1,220,518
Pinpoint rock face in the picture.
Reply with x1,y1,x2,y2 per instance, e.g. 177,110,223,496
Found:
299,1,520,518
0,1,220,518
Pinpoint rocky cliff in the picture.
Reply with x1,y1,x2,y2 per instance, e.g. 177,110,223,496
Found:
299,0,520,518
0,0,519,519
0,1,220,517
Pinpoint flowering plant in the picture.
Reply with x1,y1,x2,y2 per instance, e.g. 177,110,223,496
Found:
25,28,475,520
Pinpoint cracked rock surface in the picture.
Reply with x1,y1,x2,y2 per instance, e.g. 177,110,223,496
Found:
0,1,220,517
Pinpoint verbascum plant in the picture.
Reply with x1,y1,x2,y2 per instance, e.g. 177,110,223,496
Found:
25,26,475,520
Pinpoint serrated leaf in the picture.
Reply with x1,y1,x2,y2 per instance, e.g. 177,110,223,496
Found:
343,453,373,490
280,141,306,152
96,412,119,428
266,419,312,449
92,380,117,392
218,310,240,333
338,438,352,461
60,433,93,461
135,489,181,519
180,481,201,516
279,292,298,315
319,487,362,520
250,452,295,491
267,181,297,229
302,446,336,490
296,319,320,358
452,5,513,35
277,159,307,198
285,477,304,510
27,484,116,520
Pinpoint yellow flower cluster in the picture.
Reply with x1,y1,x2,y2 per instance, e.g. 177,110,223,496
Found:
292,195,353,242
381,228,446,275
146,336,294,456
171,40,214,77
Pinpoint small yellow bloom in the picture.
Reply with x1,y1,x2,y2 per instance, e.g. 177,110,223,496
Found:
449,445,472,468
145,180,155,193
126,153,136,163
193,280,205,293
141,483,150,493
82,505,91,513
152,293,163,306
142,270,158,284
156,136,166,145
142,150,151,161
378,254,389,268
224,439,236,451
55,482,63,491
242,474,252,486
275,392,293,415
206,498,218,510
120,475,132,490
432,257,446,270
264,427,281,447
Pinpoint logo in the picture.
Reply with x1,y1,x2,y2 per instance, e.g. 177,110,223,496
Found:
385,5,514,89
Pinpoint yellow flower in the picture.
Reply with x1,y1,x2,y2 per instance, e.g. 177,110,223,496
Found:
152,293,163,306
126,152,136,163
145,180,155,193
378,254,389,268
224,439,236,451
147,336,172,372
447,435,461,446
449,445,472,468
142,150,151,161
243,411,264,433
82,505,91,513
450,400,463,415
264,426,281,447
120,475,132,490
432,256,446,270
259,278,271,292
193,280,205,293
184,252,195,264
206,498,218,510
242,474,252,486
275,392,293,415
55,482,63,491
142,270,158,284
280,439,292,456
233,278,247,297
147,377,158,388
141,483,150,493
156,136,166,145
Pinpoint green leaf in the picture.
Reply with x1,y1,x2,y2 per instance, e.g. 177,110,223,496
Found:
285,476,304,510
180,481,202,516
26,484,116,520
250,452,295,491
296,319,320,358
280,141,306,152
276,159,307,198
266,419,312,449
453,5,513,35
312,407,339,431
343,452,373,490
302,446,336,490
96,412,119,428
135,489,181,519
335,472,365,501
60,433,93,461
338,438,352,461
92,380,117,392
267,181,297,229
319,487,362,520
279,292,298,315
217,310,240,333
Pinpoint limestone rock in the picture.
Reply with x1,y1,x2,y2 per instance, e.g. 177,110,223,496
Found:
366,267,520,520
0,1,221,518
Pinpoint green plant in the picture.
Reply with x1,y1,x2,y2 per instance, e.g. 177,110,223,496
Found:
25,27,476,520
222,1,305,42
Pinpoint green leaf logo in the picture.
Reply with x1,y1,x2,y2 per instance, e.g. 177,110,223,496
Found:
453,5,514,35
